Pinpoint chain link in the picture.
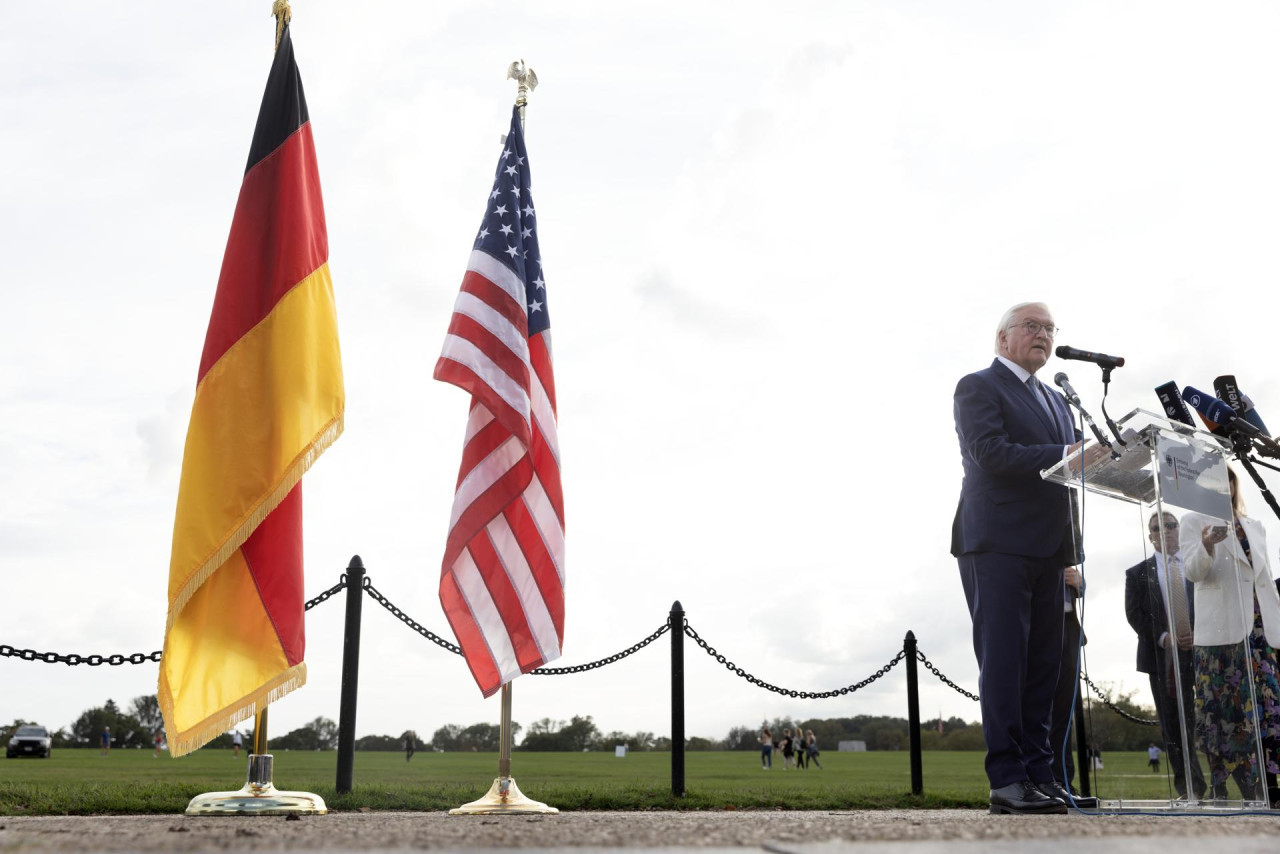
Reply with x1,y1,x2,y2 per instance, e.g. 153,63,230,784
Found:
363,580,463,655
1,577,345,667
683,622,905,698
0,643,162,667
1082,674,1160,726
915,649,980,701
305,577,348,611
528,623,670,675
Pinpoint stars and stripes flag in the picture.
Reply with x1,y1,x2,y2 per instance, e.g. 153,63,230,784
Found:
434,106,565,697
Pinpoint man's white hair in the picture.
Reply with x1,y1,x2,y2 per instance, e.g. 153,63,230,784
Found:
994,302,1051,354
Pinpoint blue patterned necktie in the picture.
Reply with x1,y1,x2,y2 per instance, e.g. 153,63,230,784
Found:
1027,376,1057,436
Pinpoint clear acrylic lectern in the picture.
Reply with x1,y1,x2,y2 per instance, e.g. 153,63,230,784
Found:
1042,408,1271,812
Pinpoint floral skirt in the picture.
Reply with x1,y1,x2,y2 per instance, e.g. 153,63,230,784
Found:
1193,593,1280,796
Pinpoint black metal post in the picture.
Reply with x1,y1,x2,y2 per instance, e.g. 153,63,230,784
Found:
904,630,922,795
335,555,366,794
1074,687,1091,797
670,600,685,797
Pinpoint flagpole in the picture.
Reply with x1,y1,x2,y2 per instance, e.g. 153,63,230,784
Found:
450,59,555,817
181,3,328,816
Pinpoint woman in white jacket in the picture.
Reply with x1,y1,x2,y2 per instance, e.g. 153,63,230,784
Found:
1181,467,1280,803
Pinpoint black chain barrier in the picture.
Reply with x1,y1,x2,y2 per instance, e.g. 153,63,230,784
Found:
1082,673,1160,726
0,569,1170,731
305,578,349,611
528,623,670,675
0,578,347,667
915,649,980,701
363,578,463,655
683,621,905,698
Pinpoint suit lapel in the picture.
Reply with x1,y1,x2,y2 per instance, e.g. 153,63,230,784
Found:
1145,558,1166,625
991,359,1059,440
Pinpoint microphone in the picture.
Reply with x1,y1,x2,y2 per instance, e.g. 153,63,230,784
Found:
1214,375,1243,413
1215,375,1272,437
1053,372,1083,407
1054,372,1117,455
1241,394,1271,436
1182,386,1235,433
1054,345,1125,369
1155,381,1196,428
1182,386,1280,455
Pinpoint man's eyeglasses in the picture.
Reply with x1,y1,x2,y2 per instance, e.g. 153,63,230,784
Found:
1149,523,1179,534
1010,320,1059,338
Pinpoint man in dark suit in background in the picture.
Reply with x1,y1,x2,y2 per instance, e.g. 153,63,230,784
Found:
952,302,1102,814
1124,510,1205,799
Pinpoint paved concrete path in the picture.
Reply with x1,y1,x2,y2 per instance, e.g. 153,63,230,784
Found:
2,810,1278,852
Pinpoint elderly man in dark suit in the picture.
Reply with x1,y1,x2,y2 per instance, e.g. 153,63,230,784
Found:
1124,510,1206,799
952,302,1102,814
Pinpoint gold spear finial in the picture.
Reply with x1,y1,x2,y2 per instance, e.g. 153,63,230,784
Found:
506,60,538,126
272,1,292,52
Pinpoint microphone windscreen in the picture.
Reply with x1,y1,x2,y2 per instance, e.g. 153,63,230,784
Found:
1242,404,1270,437
1155,381,1195,427
1213,376,1244,413
1182,386,1235,432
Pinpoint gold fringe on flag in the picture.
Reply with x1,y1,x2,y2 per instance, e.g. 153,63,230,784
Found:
272,0,292,51
159,662,306,757
165,415,342,627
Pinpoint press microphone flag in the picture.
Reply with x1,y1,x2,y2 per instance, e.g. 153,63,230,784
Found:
1055,345,1125,369
1155,381,1196,428
1215,375,1272,437
1181,386,1280,456
1182,386,1235,433
1214,375,1243,413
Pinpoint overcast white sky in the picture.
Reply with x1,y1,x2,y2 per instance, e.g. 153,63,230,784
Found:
6,1,1280,751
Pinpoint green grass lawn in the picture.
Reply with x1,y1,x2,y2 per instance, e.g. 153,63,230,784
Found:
0,748,1196,815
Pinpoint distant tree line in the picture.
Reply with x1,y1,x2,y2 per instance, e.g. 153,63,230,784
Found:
9,694,1161,754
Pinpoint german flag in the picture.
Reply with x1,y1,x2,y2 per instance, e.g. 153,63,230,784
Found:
158,24,343,757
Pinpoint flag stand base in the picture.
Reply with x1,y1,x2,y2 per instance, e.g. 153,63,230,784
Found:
449,776,558,815
185,754,328,816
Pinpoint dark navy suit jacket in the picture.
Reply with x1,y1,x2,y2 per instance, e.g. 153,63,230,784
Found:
1125,556,1194,675
951,358,1081,561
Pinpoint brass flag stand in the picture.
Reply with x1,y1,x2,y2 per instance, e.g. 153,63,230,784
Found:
450,683,557,814
185,707,328,816
450,60,556,817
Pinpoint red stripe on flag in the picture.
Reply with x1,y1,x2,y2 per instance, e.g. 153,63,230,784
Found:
199,124,328,380
439,570,502,696
529,333,556,413
433,359,532,451
530,427,564,528
456,418,519,490
466,531,545,671
461,270,528,335
239,482,305,666
446,312,530,393
443,455,533,571
504,498,565,644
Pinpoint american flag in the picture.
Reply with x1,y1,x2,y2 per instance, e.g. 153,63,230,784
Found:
434,106,565,697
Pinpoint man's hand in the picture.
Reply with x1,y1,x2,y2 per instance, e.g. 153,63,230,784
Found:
1176,631,1193,651
1066,440,1111,475
1064,566,1083,592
